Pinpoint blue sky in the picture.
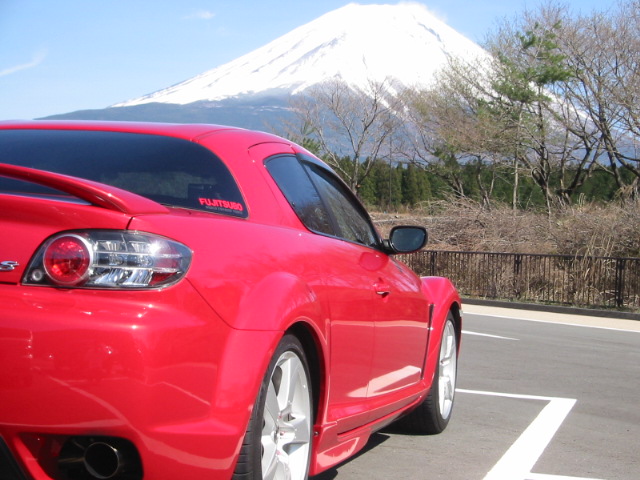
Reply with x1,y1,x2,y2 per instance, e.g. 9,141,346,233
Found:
1,0,611,120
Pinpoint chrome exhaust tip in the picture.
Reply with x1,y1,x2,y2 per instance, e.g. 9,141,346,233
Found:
58,436,142,480
83,441,124,479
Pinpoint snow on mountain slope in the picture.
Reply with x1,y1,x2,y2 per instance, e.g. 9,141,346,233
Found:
115,3,486,107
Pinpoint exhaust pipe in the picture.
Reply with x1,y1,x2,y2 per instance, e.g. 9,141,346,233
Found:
83,441,126,479
58,436,142,480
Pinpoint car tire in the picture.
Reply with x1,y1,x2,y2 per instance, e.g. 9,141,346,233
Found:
395,313,458,434
233,334,313,480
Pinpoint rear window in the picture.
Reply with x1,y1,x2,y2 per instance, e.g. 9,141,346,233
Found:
0,129,247,218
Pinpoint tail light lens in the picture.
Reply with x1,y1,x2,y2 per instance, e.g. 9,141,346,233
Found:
43,234,92,286
23,231,192,289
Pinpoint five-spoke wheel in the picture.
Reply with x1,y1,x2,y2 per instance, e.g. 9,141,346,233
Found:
234,335,312,480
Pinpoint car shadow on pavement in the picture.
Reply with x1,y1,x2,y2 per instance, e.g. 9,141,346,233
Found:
310,433,391,479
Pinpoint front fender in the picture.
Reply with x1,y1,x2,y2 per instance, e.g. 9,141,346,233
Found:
420,276,462,386
421,276,461,331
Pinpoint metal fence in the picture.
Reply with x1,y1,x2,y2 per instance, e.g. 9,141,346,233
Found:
401,250,640,311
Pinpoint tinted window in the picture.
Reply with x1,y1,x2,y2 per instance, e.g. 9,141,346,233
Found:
265,155,334,235
0,129,247,217
306,164,378,247
304,163,380,248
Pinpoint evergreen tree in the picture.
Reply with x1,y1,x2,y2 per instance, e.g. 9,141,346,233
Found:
402,163,432,206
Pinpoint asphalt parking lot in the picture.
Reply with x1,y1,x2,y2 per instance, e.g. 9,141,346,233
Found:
312,305,640,480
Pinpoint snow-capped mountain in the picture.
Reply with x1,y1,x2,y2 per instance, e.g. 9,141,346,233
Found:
114,2,486,108
47,3,486,127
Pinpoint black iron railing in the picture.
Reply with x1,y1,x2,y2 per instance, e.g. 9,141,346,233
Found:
401,250,640,310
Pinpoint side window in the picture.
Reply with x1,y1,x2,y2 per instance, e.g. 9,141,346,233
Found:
265,155,334,235
304,163,380,248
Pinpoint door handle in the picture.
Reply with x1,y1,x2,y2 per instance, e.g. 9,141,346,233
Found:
374,281,391,297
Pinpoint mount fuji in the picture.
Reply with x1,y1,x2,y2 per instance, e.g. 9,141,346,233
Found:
47,3,486,127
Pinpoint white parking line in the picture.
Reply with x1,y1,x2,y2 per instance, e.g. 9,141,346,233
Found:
464,307,640,333
527,475,605,480
474,314,640,334
463,330,519,340
458,389,605,480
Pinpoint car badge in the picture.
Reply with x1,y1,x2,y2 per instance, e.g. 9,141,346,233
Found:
0,261,19,271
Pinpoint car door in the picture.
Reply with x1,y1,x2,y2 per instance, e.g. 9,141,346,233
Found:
264,154,377,433
366,255,430,402
299,160,429,419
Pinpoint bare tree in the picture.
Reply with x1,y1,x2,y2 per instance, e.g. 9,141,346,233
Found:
484,9,607,214
289,78,402,193
399,56,511,208
403,3,605,214
554,1,640,198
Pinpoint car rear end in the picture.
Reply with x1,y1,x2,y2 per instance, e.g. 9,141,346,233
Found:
0,123,263,479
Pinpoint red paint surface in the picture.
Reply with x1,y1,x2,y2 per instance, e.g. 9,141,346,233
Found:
0,120,461,479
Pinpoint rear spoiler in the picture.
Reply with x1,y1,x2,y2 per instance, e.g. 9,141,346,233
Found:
0,163,169,215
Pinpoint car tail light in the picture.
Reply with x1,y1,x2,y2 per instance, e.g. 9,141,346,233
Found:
24,231,192,289
43,234,92,286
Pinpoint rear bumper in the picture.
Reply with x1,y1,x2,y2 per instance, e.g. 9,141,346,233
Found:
0,283,279,479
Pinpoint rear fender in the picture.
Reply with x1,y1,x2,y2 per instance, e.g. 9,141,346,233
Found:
231,272,329,394
230,271,330,442
234,270,328,382
233,272,325,334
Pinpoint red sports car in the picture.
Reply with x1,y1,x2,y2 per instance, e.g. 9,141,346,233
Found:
0,121,461,480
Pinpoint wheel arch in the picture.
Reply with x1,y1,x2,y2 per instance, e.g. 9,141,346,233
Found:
421,276,462,333
448,300,463,352
236,272,330,429
222,271,330,461
420,276,462,384
286,322,326,427
229,269,329,426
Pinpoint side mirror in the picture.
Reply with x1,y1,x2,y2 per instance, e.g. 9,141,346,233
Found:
383,226,428,254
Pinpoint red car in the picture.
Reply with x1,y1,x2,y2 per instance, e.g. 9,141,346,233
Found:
0,121,461,480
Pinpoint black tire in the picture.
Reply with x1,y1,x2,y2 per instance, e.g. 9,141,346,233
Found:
233,334,313,480
395,313,458,434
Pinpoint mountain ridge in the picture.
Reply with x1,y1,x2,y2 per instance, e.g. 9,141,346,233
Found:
113,3,485,107
47,3,486,127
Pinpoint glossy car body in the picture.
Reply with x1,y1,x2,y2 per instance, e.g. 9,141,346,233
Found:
0,121,461,480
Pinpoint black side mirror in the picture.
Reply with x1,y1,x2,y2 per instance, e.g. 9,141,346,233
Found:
383,226,428,254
